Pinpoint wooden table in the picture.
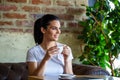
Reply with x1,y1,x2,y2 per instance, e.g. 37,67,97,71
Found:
28,75,120,80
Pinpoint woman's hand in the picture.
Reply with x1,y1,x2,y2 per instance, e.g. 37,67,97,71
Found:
44,46,59,61
62,46,70,61
62,45,73,74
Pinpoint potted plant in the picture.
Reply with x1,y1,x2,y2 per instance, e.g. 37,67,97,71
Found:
78,0,120,76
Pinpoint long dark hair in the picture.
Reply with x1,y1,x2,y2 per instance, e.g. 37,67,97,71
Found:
34,14,60,44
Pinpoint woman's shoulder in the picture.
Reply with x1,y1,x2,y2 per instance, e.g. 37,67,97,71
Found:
28,45,40,52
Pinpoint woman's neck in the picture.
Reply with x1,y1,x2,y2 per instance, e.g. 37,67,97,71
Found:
40,41,57,51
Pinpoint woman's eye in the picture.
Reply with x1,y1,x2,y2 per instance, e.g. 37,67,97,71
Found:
51,27,60,30
52,27,57,30
59,27,61,30
50,26,61,30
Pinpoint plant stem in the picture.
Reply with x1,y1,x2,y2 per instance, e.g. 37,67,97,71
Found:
83,54,96,66
109,52,115,76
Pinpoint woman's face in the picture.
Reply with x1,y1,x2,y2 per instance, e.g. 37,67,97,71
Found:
42,20,61,41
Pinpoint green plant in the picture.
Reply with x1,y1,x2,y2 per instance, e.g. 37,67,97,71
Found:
78,0,120,76
114,68,120,77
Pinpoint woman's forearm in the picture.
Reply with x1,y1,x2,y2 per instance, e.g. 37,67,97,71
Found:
33,58,48,76
64,60,73,74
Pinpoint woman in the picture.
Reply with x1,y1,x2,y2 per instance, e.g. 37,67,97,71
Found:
26,14,73,76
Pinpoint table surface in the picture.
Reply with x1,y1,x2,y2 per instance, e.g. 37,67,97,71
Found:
28,75,120,80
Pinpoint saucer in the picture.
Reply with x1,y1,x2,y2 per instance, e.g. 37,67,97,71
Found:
59,74,76,79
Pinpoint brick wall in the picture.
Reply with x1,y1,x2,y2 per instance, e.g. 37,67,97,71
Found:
0,0,88,62
0,0,87,33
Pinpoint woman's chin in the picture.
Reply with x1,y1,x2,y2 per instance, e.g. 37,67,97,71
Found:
54,38,59,41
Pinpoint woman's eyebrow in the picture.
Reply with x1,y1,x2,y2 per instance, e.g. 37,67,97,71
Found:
50,26,60,28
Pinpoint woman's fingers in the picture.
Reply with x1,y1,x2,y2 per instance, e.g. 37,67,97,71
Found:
62,45,70,58
45,46,59,59
48,46,59,54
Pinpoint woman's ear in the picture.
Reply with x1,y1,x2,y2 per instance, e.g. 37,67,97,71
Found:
41,27,46,34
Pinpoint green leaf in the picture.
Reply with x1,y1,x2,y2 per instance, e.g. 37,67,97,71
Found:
77,0,120,76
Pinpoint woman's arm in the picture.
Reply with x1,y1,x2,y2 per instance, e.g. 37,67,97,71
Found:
27,46,59,76
62,46,73,74
64,60,73,74
27,57,48,76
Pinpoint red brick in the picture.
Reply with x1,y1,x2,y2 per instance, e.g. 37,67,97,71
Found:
62,28,82,34
73,30,82,34
3,13,26,19
0,21,13,26
62,30,70,33
7,0,27,3
43,7,65,13
78,25,84,31
75,0,88,6
60,21,64,27
30,14,44,20
0,5,17,11
24,29,33,33
0,28,6,32
22,6,40,12
9,28,23,32
57,14,74,20
16,20,34,27
67,22,78,28
32,0,51,5
0,14,1,18
67,7,85,14
0,28,23,32
56,0,74,6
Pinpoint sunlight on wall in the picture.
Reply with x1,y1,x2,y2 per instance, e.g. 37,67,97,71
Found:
0,32,35,62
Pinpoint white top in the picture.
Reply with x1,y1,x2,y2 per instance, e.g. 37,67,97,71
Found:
26,42,73,76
